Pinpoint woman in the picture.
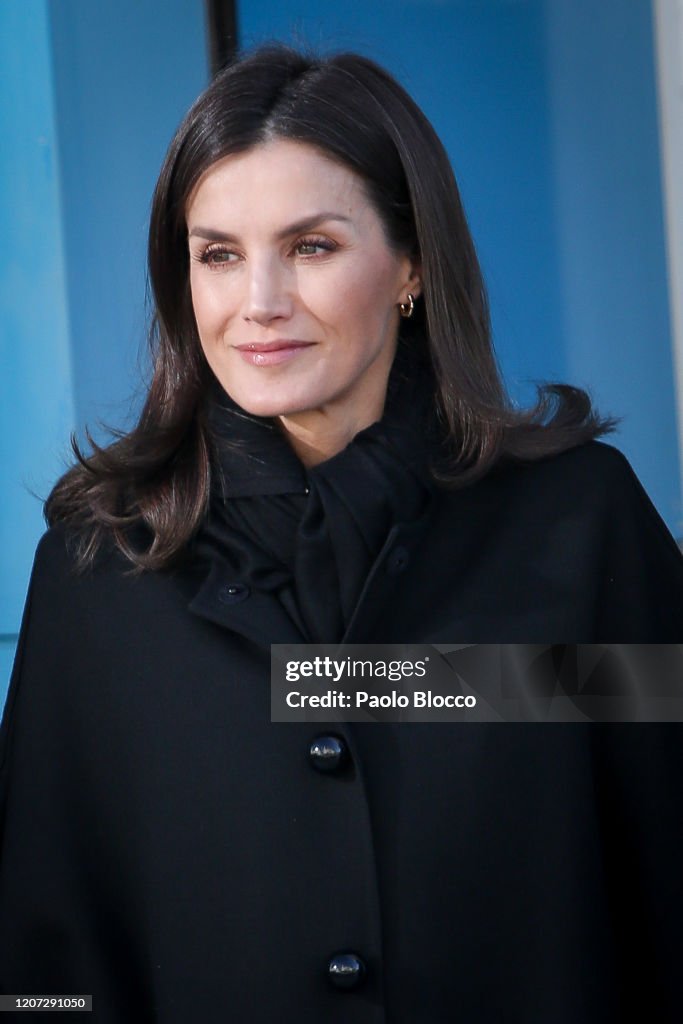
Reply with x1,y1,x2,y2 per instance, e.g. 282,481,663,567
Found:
1,44,682,1022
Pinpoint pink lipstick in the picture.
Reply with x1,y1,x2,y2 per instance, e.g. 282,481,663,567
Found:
234,341,315,367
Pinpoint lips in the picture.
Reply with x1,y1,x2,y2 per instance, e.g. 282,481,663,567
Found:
234,340,315,367
235,340,315,352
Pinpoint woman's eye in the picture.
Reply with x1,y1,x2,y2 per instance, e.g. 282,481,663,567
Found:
198,248,238,268
294,238,335,257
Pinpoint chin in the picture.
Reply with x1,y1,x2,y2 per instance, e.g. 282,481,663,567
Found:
224,384,323,419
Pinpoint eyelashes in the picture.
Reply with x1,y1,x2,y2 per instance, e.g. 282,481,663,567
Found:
194,247,236,268
291,235,337,257
192,235,338,270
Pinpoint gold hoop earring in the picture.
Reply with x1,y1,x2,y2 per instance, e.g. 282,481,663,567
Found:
399,293,415,319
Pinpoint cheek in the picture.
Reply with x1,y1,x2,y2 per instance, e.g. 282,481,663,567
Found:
301,259,399,335
189,273,237,338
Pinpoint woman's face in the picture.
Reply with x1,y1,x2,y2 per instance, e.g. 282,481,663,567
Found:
186,139,420,432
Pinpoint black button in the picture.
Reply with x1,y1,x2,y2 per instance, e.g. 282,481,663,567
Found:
327,952,366,990
386,546,410,575
218,583,250,605
309,735,348,774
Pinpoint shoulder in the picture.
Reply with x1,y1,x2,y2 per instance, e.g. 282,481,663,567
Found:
9,526,191,697
502,439,636,491
27,524,172,636
518,441,678,545
484,440,661,523
524,440,677,533
432,440,683,639
30,523,123,592
32,518,164,582
448,440,639,519
32,523,79,578
504,440,683,583
438,439,681,565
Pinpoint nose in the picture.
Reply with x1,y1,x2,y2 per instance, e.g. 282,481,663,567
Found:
242,256,293,326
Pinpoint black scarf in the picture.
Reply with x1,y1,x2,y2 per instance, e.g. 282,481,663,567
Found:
198,340,440,643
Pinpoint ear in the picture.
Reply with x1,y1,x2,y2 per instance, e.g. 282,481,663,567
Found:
397,253,422,303
407,257,422,300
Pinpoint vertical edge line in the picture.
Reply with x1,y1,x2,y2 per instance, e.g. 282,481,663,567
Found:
653,0,683,535
204,0,239,79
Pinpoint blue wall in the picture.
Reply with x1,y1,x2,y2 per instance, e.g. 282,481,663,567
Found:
240,0,680,533
0,1,75,690
49,0,208,438
543,0,678,524
1,0,208,703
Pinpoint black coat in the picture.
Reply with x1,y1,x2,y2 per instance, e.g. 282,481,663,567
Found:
1,440,683,1022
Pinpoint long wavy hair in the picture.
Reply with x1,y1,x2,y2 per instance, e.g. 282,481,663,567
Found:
46,44,616,570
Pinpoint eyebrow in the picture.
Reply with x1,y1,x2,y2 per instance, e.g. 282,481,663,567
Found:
188,212,353,242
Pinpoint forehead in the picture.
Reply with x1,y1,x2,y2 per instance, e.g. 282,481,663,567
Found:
186,139,370,225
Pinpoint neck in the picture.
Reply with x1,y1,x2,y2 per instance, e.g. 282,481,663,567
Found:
278,397,386,468
276,342,401,466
